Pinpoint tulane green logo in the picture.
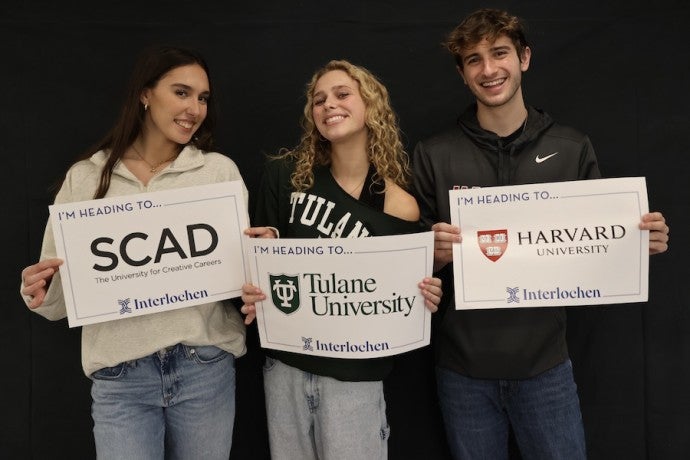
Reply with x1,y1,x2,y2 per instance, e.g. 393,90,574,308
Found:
270,274,300,314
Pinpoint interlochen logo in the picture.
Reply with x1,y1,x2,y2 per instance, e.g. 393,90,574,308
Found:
301,337,314,351
118,298,133,314
506,287,520,303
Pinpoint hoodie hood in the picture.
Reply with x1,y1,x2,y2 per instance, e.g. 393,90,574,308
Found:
456,104,555,185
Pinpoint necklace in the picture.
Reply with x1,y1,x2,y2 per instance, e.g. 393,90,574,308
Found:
131,144,178,173
333,170,367,197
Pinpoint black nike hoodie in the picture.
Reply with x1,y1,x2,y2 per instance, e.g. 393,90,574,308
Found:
412,104,601,378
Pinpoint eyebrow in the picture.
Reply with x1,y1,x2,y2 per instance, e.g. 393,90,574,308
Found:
463,45,512,62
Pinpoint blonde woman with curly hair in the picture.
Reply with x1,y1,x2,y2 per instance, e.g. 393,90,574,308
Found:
241,59,442,459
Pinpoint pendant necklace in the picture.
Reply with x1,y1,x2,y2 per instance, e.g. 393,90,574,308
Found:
132,144,178,173
333,169,367,197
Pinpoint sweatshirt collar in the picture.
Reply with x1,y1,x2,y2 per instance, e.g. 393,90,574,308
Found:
457,104,554,149
91,144,206,176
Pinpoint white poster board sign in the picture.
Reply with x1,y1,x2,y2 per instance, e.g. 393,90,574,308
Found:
449,177,649,309
247,232,434,358
50,181,249,327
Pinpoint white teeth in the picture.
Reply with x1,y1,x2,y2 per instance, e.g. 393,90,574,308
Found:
176,120,194,129
325,115,345,125
482,78,505,87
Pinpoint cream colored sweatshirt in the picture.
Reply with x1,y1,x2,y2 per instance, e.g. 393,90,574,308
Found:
21,146,248,376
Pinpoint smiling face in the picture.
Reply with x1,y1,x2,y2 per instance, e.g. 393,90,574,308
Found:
457,34,531,110
140,63,210,146
311,70,368,147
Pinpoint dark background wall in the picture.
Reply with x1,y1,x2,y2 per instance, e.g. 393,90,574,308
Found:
4,1,689,458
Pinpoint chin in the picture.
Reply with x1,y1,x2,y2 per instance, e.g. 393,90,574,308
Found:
172,134,195,145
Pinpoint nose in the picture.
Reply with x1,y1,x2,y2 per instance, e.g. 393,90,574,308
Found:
323,95,337,110
186,99,202,117
481,58,498,76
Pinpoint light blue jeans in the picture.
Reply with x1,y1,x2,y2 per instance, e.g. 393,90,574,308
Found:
263,357,389,460
436,359,586,460
90,344,236,460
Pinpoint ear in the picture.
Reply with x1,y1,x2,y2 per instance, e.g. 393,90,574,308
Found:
456,65,468,85
520,46,532,72
140,89,151,107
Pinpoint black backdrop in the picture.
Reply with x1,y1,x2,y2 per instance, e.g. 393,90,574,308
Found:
4,1,689,459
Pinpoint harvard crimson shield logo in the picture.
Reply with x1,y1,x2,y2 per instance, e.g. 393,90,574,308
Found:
477,229,508,262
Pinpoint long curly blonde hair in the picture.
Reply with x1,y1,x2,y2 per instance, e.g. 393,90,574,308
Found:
278,60,411,192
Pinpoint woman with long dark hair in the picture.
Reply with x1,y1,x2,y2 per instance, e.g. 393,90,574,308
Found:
20,45,246,459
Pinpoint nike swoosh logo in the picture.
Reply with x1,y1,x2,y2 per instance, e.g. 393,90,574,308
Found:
535,152,559,163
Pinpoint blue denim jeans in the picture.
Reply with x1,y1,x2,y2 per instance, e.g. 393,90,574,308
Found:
263,357,389,460
436,360,586,460
90,344,236,460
